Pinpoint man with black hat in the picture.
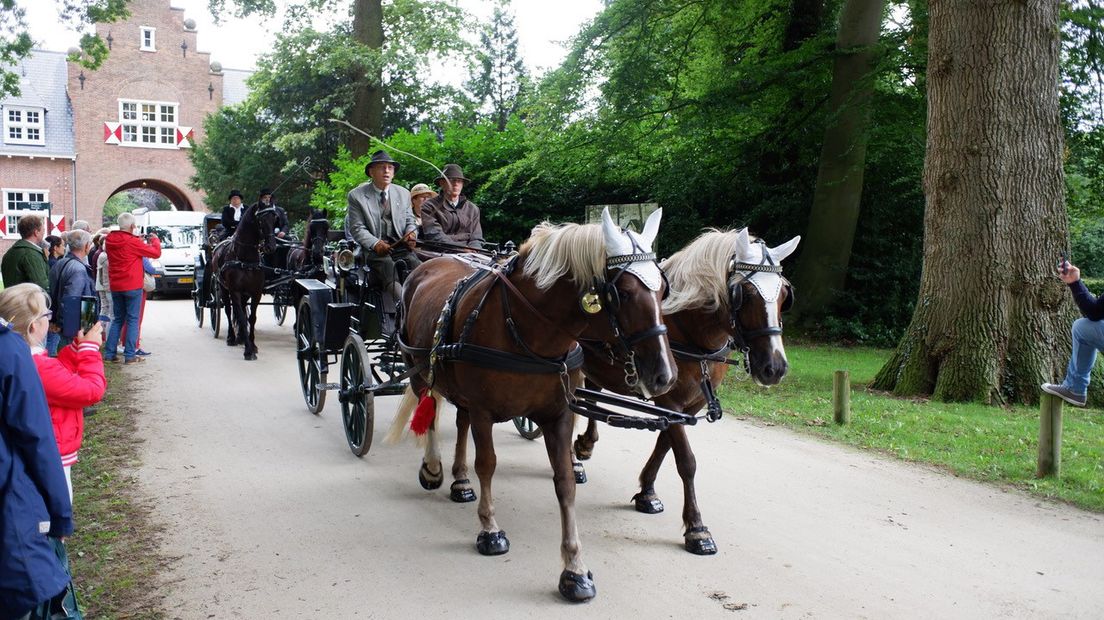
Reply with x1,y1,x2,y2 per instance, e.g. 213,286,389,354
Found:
345,150,420,322
221,190,245,238
421,163,485,250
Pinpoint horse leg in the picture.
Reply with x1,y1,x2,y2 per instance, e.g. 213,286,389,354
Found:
223,286,237,346
418,409,444,490
573,379,601,460
542,410,595,602
244,292,260,360
449,407,476,502
233,292,249,351
469,411,508,556
667,424,715,555
631,430,673,514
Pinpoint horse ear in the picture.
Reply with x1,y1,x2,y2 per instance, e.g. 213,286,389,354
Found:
735,228,751,257
601,207,623,252
769,236,801,263
640,208,662,249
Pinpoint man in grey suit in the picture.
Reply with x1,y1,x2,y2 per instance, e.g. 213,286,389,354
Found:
345,150,421,312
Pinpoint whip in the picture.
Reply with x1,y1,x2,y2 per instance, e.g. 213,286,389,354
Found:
328,119,447,181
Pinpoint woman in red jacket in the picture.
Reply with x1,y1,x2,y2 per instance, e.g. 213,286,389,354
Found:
0,283,106,500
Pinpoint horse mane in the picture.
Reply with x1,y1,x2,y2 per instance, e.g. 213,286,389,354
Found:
661,229,757,315
519,222,606,293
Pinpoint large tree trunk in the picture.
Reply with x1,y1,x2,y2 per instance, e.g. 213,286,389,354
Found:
350,0,384,156
871,0,1069,404
791,0,886,319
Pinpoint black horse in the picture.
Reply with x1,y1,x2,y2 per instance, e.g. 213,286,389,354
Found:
287,209,330,279
209,204,278,360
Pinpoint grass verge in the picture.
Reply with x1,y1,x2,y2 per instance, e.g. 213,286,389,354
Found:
719,343,1104,511
68,362,167,619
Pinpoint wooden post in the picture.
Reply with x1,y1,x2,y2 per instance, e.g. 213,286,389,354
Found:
1036,393,1064,479
833,370,851,425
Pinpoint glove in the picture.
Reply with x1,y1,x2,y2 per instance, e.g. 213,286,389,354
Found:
373,240,391,256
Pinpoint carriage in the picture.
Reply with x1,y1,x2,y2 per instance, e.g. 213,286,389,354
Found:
192,212,323,337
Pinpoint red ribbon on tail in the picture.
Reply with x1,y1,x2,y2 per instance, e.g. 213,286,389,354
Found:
411,388,436,436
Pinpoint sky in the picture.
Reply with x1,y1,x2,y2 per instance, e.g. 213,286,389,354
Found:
21,0,603,74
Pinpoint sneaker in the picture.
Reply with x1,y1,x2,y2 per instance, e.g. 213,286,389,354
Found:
124,356,145,364
103,355,118,363
1040,383,1086,407
135,349,152,356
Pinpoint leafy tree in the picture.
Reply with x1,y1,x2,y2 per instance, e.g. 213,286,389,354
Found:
1,0,130,97
466,1,528,130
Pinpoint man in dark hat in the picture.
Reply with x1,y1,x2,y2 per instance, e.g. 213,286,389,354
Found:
221,190,245,238
421,163,484,250
344,150,420,326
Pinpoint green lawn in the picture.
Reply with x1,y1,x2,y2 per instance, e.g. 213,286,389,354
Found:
719,343,1104,511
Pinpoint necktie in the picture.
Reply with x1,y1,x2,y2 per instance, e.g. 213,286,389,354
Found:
380,190,390,219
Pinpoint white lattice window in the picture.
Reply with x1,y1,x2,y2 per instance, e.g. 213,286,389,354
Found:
3,106,45,146
1,189,49,239
140,27,156,51
119,99,178,149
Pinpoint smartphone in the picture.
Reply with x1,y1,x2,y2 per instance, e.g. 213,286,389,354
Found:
79,296,98,333
1059,252,1069,274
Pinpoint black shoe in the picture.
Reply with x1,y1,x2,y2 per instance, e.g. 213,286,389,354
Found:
1041,383,1087,407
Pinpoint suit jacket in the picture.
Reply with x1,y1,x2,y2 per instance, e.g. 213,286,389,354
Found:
221,204,244,235
345,182,417,249
420,195,484,249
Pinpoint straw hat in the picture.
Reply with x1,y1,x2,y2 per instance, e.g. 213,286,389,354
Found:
410,183,437,199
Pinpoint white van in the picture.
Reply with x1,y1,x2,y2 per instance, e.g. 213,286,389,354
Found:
133,208,206,295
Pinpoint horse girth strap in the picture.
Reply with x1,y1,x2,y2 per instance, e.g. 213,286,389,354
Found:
435,342,585,374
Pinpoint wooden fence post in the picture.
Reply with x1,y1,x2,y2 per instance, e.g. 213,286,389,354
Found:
833,370,851,425
1036,393,1064,479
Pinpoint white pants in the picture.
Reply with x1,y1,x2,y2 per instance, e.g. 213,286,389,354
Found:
64,465,72,502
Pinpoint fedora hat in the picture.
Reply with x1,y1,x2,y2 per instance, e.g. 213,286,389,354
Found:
410,183,436,199
435,163,469,184
258,188,273,197
365,150,401,175
228,189,243,200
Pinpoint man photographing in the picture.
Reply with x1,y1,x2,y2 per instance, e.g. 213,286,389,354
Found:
1042,255,1101,407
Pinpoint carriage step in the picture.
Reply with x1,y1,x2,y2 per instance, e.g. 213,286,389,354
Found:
321,383,341,390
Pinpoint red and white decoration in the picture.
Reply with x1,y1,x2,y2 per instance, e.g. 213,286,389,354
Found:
103,121,122,145
48,214,66,236
176,126,194,148
102,122,193,148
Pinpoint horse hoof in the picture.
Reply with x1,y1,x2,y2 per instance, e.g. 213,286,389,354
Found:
573,436,593,461
475,530,509,556
226,339,236,347
684,526,718,555
450,479,477,503
558,569,596,602
631,491,664,514
418,462,443,490
573,462,587,484
244,352,257,361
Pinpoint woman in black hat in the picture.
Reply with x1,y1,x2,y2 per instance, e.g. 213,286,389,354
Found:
221,189,245,238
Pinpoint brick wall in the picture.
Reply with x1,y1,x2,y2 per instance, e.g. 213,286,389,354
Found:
0,157,75,254
69,0,222,227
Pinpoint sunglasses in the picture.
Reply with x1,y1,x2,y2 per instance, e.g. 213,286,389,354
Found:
39,310,53,321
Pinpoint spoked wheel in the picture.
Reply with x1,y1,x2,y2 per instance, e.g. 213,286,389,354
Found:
274,302,288,326
340,333,375,457
192,287,204,328
296,298,327,414
513,416,543,440
210,286,222,338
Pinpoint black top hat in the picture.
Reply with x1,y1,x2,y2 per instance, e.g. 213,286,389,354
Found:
259,188,273,197
365,150,401,175
228,189,243,200
435,163,469,184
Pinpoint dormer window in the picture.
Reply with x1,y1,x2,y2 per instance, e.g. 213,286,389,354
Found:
140,27,156,51
4,106,45,145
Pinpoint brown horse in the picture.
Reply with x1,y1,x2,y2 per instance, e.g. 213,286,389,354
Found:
209,204,278,360
286,209,330,278
573,228,800,555
388,208,675,602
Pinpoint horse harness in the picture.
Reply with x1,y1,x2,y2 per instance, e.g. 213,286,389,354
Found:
216,205,280,275
399,248,667,400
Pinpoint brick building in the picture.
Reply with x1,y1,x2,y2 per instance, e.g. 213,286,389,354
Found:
0,0,250,253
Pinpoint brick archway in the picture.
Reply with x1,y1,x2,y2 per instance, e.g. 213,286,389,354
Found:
110,179,195,211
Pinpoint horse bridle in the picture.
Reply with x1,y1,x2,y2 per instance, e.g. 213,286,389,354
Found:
726,239,794,354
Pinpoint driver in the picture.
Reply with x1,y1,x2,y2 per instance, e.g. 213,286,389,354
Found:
344,150,420,321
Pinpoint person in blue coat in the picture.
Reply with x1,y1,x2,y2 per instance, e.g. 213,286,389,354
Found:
0,316,73,619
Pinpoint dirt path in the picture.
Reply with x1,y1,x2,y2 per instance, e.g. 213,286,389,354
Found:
131,299,1104,619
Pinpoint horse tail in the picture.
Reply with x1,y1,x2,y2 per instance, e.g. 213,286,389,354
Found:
385,385,420,444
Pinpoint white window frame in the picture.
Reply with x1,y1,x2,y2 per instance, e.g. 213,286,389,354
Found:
1,188,50,240
118,99,179,150
140,26,156,51
3,105,46,146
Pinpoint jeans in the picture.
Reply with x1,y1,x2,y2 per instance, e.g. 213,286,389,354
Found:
106,288,142,360
46,330,60,357
1061,317,1104,395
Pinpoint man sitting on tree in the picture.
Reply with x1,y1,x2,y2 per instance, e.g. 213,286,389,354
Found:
1042,257,1101,407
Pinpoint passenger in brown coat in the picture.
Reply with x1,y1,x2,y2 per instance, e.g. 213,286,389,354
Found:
420,164,485,250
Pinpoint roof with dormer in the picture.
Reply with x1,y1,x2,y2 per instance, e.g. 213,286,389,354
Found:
0,50,76,159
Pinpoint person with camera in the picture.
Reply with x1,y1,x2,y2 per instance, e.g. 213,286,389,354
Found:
48,230,97,350
103,213,161,364
1041,256,1102,407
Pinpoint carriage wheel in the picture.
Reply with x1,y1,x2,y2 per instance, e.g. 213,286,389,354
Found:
513,416,543,440
273,302,288,326
192,287,204,328
296,298,327,415
340,333,375,457
209,286,222,338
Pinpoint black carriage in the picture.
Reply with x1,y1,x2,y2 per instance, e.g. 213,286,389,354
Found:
295,239,514,457
192,213,323,337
